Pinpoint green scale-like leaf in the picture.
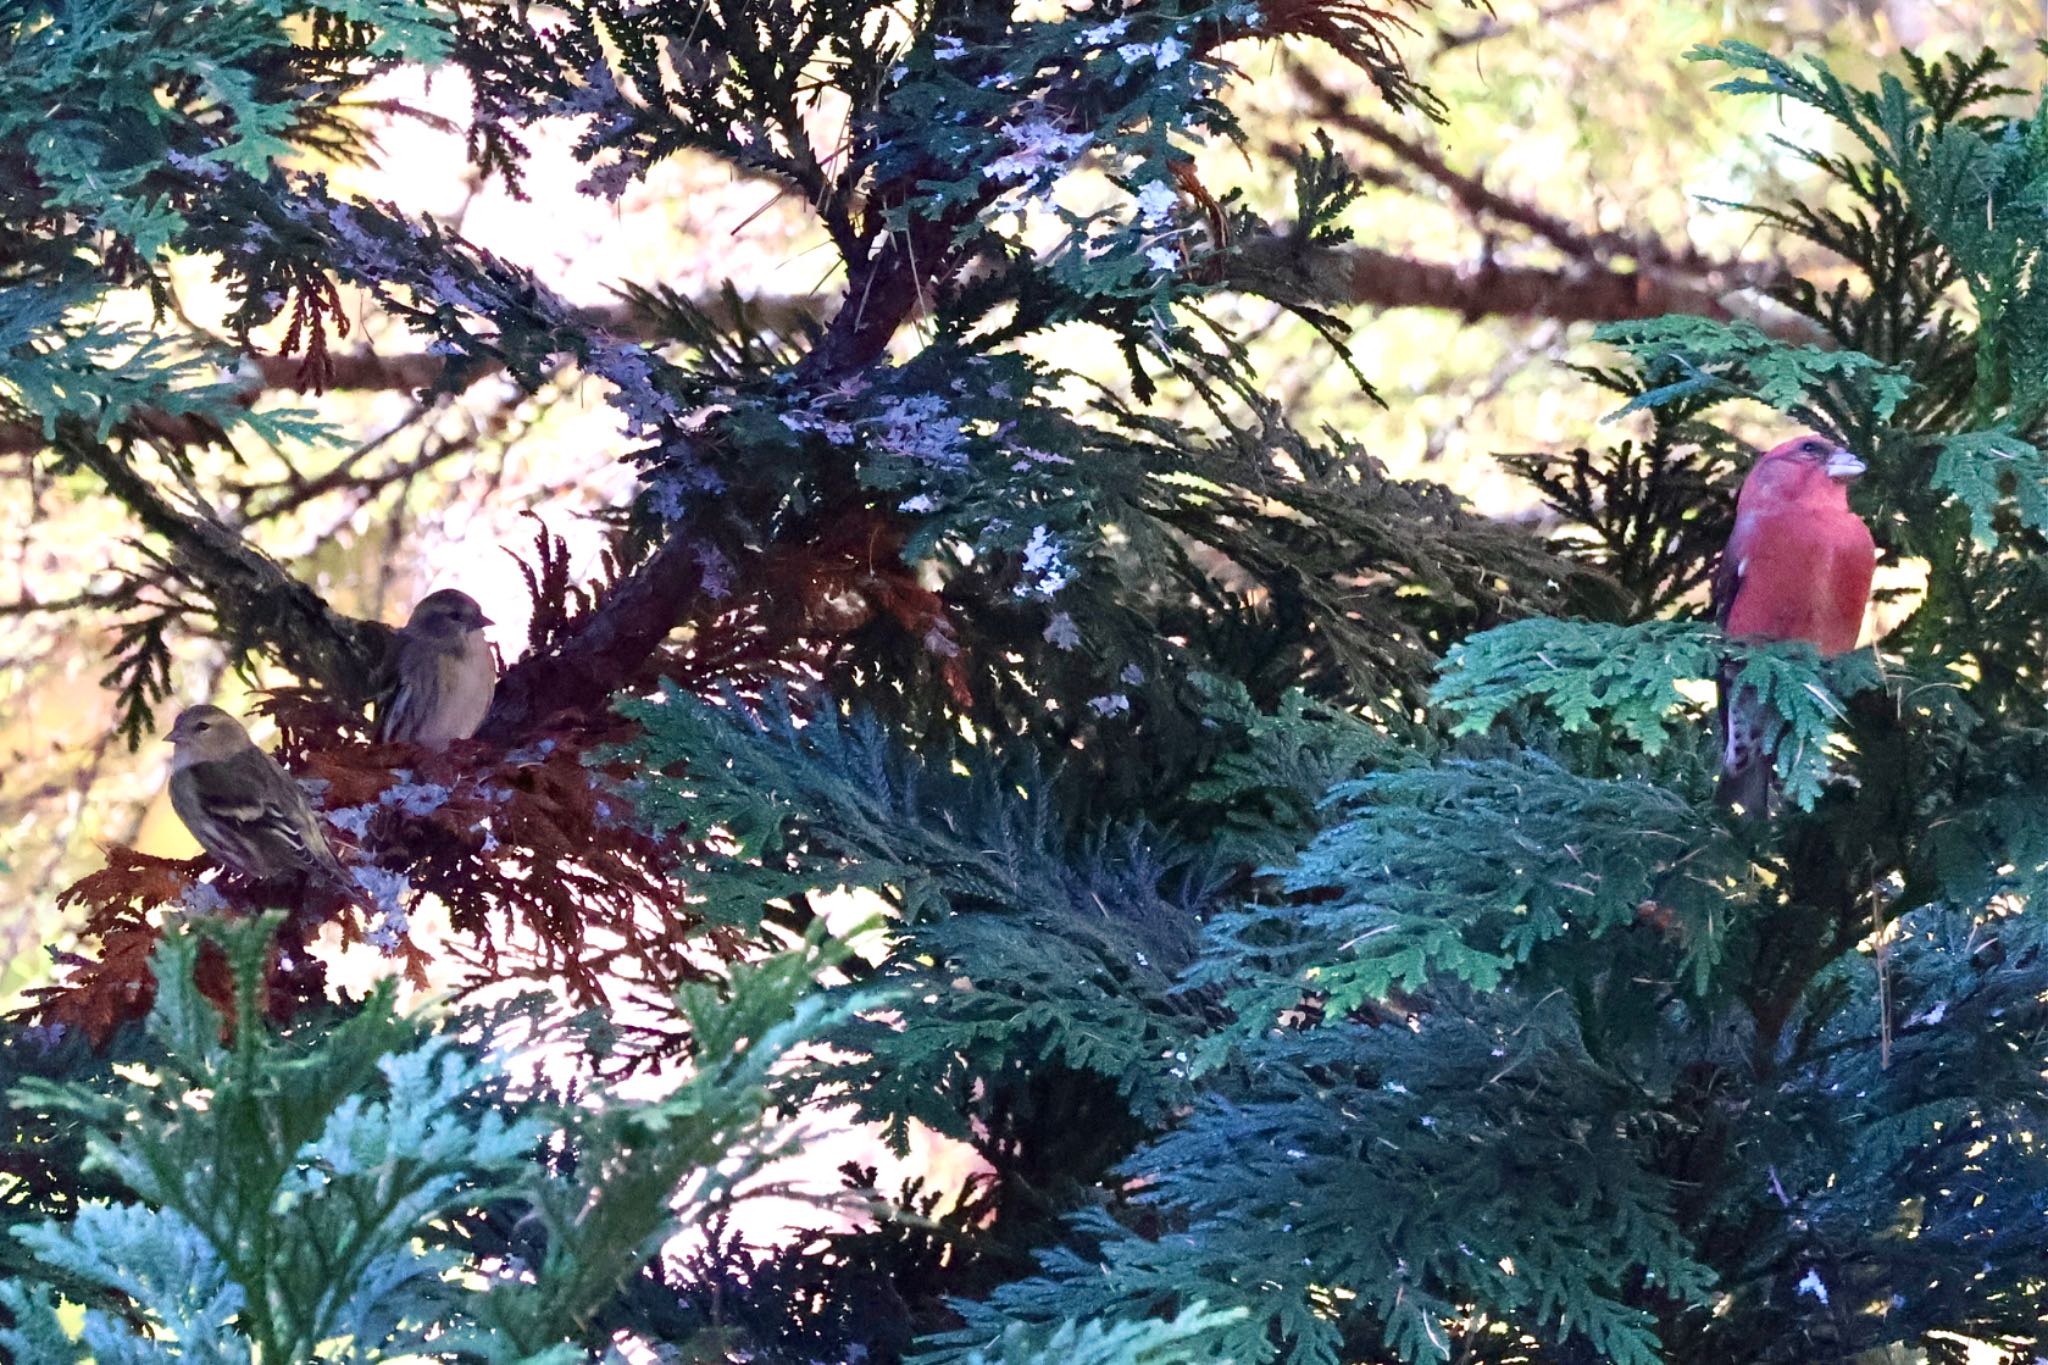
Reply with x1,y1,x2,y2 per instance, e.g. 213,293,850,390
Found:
1435,618,1722,754
1929,427,2048,548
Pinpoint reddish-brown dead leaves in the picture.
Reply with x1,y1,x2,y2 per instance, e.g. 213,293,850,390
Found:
772,508,972,709
23,706,719,1047
27,509,965,1051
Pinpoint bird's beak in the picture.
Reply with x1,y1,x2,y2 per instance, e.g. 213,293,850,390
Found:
475,613,494,628
1826,447,1868,482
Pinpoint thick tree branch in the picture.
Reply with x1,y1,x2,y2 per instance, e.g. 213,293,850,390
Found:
1277,58,1826,347
1294,61,1757,276
63,435,396,705
480,530,710,737
1224,236,1822,339
0,232,1805,470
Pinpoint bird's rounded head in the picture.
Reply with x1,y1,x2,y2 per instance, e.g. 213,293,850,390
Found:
166,705,257,766
1739,434,1867,512
404,588,493,640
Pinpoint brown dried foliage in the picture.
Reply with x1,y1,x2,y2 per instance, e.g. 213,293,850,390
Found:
763,508,971,709
1228,0,1437,115
1249,0,1424,56
21,695,740,1048
29,848,337,1043
278,267,350,393
26,510,968,1053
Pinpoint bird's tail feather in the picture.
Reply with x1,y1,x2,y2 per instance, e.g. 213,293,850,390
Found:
1716,670,1775,819
1715,747,1772,818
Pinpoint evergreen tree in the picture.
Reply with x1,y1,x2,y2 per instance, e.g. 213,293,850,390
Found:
4,0,2047,1360
910,44,2048,1365
3,916,868,1362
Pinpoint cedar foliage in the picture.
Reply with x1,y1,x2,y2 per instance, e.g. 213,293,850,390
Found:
6,0,2048,1360
1,916,882,1361
925,43,2048,1365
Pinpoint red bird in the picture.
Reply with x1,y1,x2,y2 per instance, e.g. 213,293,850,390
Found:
1711,434,1876,815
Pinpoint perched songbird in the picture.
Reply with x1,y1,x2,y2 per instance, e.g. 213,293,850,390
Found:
1712,434,1877,815
167,705,348,886
379,588,497,749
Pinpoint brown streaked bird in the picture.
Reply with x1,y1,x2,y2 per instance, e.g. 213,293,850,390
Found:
166,705,348,886
379,588,497,749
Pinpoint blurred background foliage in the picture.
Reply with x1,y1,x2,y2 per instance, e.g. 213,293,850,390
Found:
0,2,2032,1003
0,21,1978,995
0,1,2037,1017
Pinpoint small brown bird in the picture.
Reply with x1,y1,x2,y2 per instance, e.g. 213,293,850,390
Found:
380,588,497,748
166,705,347,886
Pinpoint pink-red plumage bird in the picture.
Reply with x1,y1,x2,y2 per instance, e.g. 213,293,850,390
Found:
1711,434,1876,815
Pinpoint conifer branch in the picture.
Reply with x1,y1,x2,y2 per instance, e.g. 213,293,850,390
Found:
0,243,1808,464
479,528,713,736
60,436,396,707
1222,235,1821,337
0,295,823,454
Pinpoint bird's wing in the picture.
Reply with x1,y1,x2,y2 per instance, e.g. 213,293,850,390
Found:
1710,517,1752,631
370,630,415,739
193,750,343,878
379,635,447,743
1710,516,1756,811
